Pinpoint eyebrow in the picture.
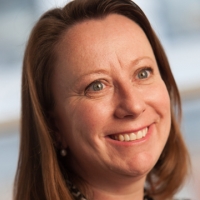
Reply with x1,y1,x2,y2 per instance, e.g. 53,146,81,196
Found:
130,56,154,66
75,56,154,80
77,69,110,79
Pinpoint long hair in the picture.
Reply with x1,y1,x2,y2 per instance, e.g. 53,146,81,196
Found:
14,0,190,199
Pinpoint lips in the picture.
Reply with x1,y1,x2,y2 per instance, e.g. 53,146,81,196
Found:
109,127,148,142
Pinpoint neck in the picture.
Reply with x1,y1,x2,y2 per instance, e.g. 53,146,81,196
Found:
69,159,147,200
87,176,146,200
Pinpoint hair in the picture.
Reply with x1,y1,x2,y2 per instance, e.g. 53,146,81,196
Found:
14,0,190,199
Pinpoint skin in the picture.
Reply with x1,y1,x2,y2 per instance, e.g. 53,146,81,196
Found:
51,14,171,200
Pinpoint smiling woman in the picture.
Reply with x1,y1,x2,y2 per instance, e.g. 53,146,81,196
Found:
14,0,190,200
51,15,171,191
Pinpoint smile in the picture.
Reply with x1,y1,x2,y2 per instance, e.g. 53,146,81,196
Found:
110,127,148,142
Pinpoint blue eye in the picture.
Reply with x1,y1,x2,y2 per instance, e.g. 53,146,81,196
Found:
87,81,104,91
137,68,151,79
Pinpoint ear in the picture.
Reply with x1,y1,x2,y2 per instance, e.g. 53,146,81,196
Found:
48,111,68,149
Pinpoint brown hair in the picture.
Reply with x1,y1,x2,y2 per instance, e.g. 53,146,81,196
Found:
14,0,190,199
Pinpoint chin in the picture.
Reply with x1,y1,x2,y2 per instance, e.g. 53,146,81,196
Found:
112,153,158,178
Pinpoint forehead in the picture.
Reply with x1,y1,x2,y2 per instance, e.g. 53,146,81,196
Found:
54,14,156,75
62,14,142,44
59,14,152,50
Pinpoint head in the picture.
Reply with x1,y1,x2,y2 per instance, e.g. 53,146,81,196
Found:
15,0,189,200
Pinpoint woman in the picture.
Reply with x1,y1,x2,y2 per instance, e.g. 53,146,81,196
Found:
14,0,190,199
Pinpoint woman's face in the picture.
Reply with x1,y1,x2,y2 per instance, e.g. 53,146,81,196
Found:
52,14,171,186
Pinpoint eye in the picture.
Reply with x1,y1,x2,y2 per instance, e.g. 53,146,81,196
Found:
137,68,152,79
86,81,105,92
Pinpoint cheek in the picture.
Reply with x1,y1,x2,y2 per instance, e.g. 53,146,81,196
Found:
154,82,171,142
159,85,171,122
60,99,111,142
147,80,171,116
73,100,111,133
145,80,171,139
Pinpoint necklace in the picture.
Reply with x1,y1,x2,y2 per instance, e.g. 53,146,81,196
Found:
67,179,153,200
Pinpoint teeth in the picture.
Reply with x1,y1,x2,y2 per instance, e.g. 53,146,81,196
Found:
112,127,148,142
137,130,143,139
142,128,146,137
119,135,124,141
130,133,136,140
124,134,130,141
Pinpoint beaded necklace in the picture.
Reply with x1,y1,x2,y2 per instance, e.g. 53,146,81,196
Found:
67,179,153,200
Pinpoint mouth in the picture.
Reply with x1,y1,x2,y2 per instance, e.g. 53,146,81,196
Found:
109,127,148,142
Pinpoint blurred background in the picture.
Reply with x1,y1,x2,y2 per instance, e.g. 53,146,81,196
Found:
0,0,200,199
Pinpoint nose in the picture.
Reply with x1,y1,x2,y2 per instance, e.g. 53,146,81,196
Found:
114,83,146,119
